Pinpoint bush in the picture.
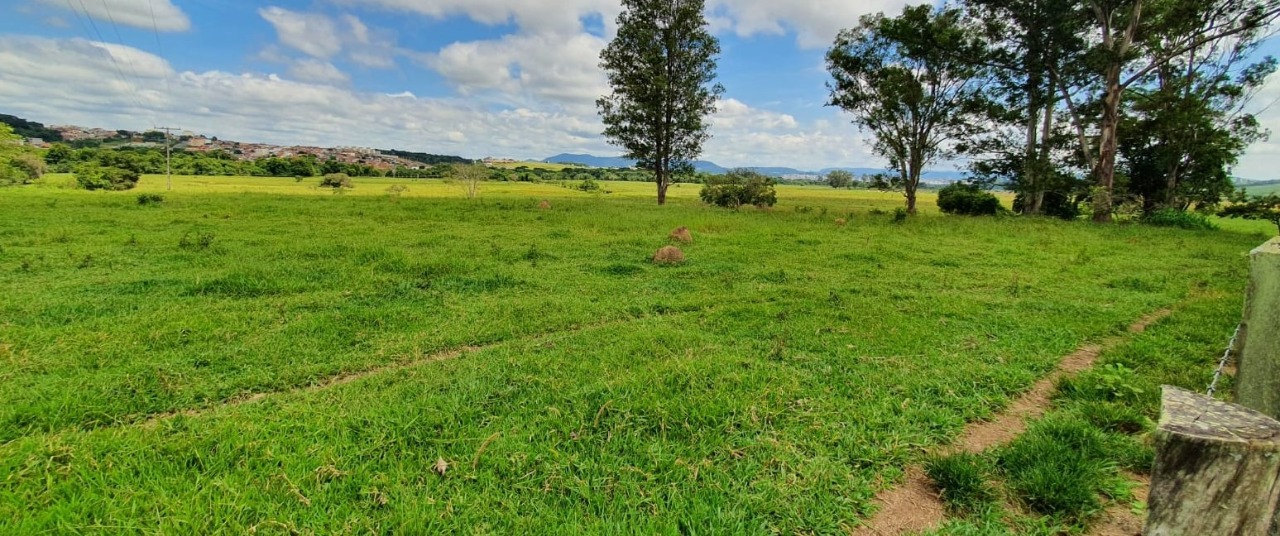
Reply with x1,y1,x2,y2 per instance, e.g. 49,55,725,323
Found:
75,165,139,191
700,169,777,208
1141,208,1217,230
892,207,909,223
577,178,601,192
938,183,1003,216
137,193,165,206
320,173,353,191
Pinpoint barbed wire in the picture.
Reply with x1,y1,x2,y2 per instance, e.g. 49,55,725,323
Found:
1207,324,1242,398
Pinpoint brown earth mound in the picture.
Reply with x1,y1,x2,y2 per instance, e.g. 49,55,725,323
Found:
669,226,693,243
835,218,848,227
653,246,686,265
537,200,552,209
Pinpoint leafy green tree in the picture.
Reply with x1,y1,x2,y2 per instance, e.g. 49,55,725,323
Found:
45,143,72,166
826,169,855,189
598,0,724,205
963,0,1089,215
1220,191,1280,234
1116,5,1276,214
1072,0,1280,222
0,124,43,186
827,5,990,214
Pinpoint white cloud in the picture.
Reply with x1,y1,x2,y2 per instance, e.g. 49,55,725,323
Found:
420,31,609,109
709,0,914,48
334,0,622,35
1233,74,1280,180
258,8,398,70
40,0,190,32
259,7,343,58
287,59,350,84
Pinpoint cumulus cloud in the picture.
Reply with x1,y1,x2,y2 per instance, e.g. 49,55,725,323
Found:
258,7,343,58
709,0,912,48
287,58,350,84
334,0,622,35
258,8,398,71
40,0,190,32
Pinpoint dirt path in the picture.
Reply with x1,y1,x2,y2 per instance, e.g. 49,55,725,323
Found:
851,309,1171,536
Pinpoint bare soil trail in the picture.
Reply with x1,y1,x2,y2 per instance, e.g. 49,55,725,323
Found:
852,309,1172,536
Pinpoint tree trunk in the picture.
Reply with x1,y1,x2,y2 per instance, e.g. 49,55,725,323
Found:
1025,105,1042,215
1145,386,1280,536
656,167,668,206
1094,64,1123,223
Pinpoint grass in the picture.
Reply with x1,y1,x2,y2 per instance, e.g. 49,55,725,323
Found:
925,271,1249,534
0,174,1265,533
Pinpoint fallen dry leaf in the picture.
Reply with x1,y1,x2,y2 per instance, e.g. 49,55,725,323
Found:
433,457,449,476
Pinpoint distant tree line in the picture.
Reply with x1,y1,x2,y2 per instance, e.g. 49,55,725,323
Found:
0,114,63,142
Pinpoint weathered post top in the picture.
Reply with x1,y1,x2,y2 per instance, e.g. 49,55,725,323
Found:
1158,386,1280,444
1238,237,1280,420
1145,386,1280,536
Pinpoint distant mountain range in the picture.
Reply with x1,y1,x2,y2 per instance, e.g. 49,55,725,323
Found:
543,153,969,182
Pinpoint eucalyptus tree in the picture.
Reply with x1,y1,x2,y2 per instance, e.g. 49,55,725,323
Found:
1074,0,1280,221
964,0,1090,216
827,5,990,214
597,0,724,205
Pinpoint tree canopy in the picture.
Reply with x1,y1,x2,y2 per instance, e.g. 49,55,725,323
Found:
598,0,724,205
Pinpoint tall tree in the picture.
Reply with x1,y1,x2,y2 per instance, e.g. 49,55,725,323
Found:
1075,0,1280,222
827,5,990,214
964,0,1090,215
1119,1,1276,213
598,0,724,206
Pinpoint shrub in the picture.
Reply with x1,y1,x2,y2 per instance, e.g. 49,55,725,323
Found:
137,193,165,206
320,173,353,191
1142,208,1216,230
75,165,139,191
892,207,909,223
700,169,777,208
938,183,1003,216
385,184,409,197
577,179,601,192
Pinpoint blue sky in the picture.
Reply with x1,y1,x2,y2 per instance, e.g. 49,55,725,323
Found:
3,0,1280,177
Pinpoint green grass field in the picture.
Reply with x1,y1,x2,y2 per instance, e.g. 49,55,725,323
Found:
0,175,1270,533
1243,181,1280,196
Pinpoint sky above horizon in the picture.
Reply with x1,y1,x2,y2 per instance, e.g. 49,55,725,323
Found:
3,0,1280,178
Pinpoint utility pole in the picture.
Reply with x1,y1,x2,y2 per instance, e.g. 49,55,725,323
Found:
153,126,179,191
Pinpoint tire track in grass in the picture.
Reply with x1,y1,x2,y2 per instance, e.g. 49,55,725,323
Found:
125,303,722,430
851,308,1173,536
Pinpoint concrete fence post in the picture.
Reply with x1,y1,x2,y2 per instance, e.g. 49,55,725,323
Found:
1238,238,1280,420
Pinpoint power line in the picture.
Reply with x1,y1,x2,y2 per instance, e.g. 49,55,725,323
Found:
153,126,180,191
146,0,174,107
65,0,147,112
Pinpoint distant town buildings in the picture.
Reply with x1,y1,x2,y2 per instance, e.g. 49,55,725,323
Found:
47,124,427,171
